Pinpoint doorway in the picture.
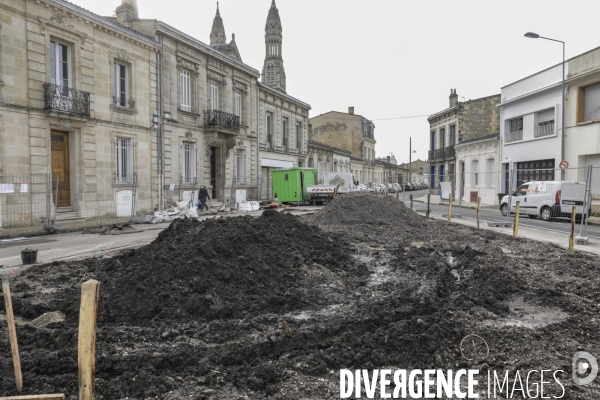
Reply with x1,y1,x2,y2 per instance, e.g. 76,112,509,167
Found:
51,131,71,207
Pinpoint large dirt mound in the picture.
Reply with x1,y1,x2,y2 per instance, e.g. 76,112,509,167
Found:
305,192,420,228
94,210,365,323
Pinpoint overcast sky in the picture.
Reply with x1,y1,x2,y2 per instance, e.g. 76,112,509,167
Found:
79,0,600,164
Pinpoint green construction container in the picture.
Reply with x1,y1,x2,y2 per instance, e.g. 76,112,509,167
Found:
271,167,318,203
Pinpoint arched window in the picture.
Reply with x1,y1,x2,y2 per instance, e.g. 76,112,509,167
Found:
308,158,314,168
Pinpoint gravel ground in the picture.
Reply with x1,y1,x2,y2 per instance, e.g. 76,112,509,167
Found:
0,192,599,399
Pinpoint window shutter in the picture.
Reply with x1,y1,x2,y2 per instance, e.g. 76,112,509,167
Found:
584,83,600,121
129,140,135,181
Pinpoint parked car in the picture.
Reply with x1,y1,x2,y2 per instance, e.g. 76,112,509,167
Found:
499,180,591,221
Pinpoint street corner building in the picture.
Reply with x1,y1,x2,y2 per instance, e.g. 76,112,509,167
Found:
0,0,311,229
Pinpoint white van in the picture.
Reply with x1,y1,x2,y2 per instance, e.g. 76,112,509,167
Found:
499,181,591,221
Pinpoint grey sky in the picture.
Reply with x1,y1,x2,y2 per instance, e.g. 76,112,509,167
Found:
79,0,600,164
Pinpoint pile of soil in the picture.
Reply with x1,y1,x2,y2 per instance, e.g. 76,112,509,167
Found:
1,195,600,399
305,192,417,227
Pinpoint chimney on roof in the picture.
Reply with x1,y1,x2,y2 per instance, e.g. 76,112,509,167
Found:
116,0,139,24
348,106,354,115
449,88,459,107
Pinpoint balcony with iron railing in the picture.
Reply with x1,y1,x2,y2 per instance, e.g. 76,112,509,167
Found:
505,130,523,143
428,145,456,162
534,122,554,138
203,110,241,133
43,83,90,116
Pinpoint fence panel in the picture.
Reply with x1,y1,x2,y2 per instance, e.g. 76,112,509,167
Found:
0,174,48,228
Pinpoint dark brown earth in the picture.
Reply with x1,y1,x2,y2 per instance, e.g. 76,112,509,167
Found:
0,192,599,399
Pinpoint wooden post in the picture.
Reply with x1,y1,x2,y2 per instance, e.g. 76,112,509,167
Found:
410,194,413,210
426,194,431,219
513,201,520,238
333,184,340,199
78,280,100,400
2,277,22,393
476,197,481,229
448,193,453,222
569,206,576,251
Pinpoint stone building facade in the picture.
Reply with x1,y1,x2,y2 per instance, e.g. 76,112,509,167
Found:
126,3,262,205
398,159,429,183
309,107,376,184
428,89,500,195
0,0,311,230
0,0,160,226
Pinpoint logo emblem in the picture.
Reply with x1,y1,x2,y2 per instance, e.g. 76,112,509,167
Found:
572,351,598,386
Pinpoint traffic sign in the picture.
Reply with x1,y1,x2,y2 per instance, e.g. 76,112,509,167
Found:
559,160,569,169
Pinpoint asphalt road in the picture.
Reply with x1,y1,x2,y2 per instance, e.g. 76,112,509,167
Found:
399,189,600,240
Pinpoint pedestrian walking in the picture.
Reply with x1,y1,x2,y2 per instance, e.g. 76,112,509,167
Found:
198,186,211,211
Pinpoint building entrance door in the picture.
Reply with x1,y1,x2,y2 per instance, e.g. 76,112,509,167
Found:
51,131,70,207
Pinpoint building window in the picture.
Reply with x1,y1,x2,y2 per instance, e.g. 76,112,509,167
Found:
516,159,555,187
473,160,479,186
50,40,70,89
282,117,288,150
266,111,273,148
182,142,197,184
236,149,245,183
536,109,555,137
510,118,523,132
439,165,445,182
450,124,456,145
115,138,134,183
506,117,524,143
209,81,219,111
578,82,600,123
114,62,128,107
267,65,275,85
430,131,436,151
487,159,495,187
440,128,446,149
296,121,302,150
234,90,242,121
180,70,191,112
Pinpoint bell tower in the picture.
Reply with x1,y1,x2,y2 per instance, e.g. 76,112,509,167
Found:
262,0,286,93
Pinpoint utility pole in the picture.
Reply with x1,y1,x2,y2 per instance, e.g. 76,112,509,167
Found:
409,137,412,185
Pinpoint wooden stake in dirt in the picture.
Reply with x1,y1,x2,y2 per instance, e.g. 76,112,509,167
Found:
476,197,481,230
569,205,576,251
78,279,100,400
447,193,453,222
2,276,22,393
410,194,413,210
426,194,431,219
333,184,340,199
513,201,520,238
283,321,291,337
0,395,66,400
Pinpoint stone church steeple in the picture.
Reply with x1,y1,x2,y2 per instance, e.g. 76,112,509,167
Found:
262,0,286,93
210,2,227,46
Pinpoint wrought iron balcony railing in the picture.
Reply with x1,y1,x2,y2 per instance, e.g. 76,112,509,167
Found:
113,96,136,109
203,110,240,133
429,146,456,162
43,83,90,116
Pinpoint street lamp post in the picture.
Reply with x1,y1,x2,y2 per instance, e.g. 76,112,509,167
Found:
524,32,565,180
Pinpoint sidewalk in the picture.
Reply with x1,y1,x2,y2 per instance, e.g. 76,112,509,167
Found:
412,194,600,225
423,209,600,256
0,206,322,272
